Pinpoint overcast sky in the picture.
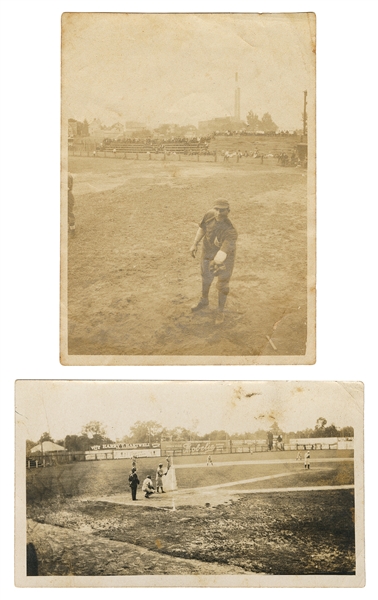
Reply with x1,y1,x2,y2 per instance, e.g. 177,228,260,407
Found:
16,381,362,442
62,13,315,130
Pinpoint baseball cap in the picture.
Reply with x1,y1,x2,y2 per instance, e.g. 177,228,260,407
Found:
213,199,230,210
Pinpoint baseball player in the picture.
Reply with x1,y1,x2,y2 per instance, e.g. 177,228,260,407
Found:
142,475,155,498
304,450,311,469
190,199,238,325
156,463,165,493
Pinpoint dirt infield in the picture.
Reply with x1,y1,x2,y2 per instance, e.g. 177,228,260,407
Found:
66,157,309,358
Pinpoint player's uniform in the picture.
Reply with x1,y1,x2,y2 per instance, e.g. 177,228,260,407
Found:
199,210,237,299
156,466,165,493
142,477,155,498
304,451,310,469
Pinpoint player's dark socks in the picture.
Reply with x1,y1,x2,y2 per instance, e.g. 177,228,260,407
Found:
202,283,211,298
218,291,228,311
191,298,209,312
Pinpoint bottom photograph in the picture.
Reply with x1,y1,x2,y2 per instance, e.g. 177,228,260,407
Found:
15,380,364,587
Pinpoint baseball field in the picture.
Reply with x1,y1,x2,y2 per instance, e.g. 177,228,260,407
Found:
27,450,355,576
66,156,309,358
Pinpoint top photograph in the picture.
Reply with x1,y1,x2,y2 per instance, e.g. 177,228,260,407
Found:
60,12,316,365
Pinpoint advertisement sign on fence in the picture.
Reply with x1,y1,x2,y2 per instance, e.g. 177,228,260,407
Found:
85,447,161,460
161,440,231,455
113,448,161,459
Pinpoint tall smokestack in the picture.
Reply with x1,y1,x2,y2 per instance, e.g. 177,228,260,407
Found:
234,72,240,121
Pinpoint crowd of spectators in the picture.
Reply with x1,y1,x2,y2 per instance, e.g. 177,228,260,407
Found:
101,135,212,146
71,130,306,164
95,135,213,155
213,129,299,137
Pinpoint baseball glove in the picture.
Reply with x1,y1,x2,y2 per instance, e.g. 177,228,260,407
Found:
209,260,226,275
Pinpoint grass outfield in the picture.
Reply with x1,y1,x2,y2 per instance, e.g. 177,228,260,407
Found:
27,450,353,503
66,157,308,357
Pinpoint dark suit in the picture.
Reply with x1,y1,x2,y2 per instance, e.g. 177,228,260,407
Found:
128,471,140,500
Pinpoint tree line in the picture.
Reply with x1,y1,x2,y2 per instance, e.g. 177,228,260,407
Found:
246,110,278,133
26,417,354,454
69,109,282,139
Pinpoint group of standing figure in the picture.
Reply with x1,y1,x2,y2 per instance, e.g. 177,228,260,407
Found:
296,450,311,468
128,456,174,501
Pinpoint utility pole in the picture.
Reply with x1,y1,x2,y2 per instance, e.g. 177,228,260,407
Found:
303,90,307,136
235,72,240,121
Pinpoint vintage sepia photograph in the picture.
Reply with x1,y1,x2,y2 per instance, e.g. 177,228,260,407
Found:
16,380,364,587
61,13,316,365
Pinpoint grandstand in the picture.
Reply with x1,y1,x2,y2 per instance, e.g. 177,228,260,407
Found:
69,132,306,161
105,138,211,155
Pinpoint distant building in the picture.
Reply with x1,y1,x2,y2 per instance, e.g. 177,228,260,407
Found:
68,120,78,137
198,116,245,134
89,118,102,135
110,122,124,133
125,121,147,136
30,441,66,453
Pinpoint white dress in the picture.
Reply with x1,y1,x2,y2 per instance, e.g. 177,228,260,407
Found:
164,464,177,491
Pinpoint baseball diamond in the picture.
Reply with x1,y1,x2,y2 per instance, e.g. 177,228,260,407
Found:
27,449,355,576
